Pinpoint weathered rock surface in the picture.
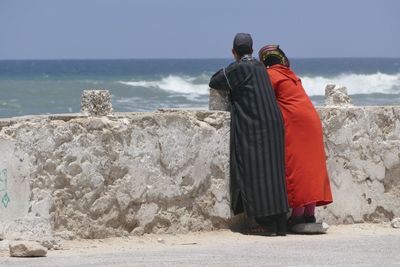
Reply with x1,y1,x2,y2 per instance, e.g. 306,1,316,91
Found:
317,106,400,224
9,241,47,257
1,111,230,239
0,104,399,239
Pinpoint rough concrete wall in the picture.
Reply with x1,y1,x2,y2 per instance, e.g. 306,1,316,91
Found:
317,106,400,224
0,139,30,222
0,111,231,239
0,107,399,240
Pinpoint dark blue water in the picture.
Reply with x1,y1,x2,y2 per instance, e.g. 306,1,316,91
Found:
0,58,399,118
1,58,399,78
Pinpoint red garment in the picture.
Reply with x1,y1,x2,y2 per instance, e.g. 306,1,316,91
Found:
267,65,333,208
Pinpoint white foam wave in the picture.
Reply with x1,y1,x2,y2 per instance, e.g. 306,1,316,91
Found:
301,72,400,96
119,75,209,96
119,72,400,98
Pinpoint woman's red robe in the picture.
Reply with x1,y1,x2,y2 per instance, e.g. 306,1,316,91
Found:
267,64,333,208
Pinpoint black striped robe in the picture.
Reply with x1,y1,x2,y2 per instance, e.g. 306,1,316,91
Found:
209,56,289,218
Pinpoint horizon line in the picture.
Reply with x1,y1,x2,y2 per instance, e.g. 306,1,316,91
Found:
1,56,400,61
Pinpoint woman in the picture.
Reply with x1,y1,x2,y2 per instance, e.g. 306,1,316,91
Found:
258,45,333,228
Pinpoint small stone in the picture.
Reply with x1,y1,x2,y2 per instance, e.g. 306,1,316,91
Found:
9,241,47,257
179,242,198,245
391,218,400,228
157,238,165,244
39,238,63,250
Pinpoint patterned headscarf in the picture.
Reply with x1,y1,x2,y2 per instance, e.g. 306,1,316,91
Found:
258,45,290,68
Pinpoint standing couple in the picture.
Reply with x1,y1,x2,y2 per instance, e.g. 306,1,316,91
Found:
209,33,333,236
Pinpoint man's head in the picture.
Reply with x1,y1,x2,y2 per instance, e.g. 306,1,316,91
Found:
232,33,253,61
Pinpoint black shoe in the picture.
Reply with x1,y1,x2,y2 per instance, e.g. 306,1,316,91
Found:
245,225,276,236
248,217,276,236
304,215,316,223
273,213,287,236
287,216,305,229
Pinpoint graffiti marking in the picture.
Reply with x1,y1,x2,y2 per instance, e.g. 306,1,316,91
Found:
0,168,10,208
1,192,10,208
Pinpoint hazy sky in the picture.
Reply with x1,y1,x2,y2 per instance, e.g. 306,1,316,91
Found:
0,0,399,59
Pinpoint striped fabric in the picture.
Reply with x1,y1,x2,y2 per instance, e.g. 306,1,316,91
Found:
209,56,289,218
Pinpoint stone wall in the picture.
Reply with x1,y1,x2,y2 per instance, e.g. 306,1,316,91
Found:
319,106,400,223
0,111,231,240
0,105,399,240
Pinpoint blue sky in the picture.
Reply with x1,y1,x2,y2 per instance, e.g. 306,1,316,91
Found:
0,0,399,59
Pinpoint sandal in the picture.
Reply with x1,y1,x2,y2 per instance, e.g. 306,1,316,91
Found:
244,225,276,236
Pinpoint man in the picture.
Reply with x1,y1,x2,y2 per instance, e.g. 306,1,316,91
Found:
209,33,289,235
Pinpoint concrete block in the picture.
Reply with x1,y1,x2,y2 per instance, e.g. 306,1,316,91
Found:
81,90,113,116
325,84,353,107
209,88,230,111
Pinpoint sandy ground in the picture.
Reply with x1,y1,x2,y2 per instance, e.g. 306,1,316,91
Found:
0,223,399,266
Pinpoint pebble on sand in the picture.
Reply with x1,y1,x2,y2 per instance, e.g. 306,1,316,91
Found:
391,218,400,228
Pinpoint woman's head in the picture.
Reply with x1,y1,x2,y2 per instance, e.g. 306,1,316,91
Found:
258,45,290,68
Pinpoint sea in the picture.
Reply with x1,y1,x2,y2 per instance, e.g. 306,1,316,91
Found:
0,58,399,118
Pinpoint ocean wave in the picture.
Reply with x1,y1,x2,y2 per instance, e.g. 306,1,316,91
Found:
119,75,209,96
119,72,400,97
301,72,400,96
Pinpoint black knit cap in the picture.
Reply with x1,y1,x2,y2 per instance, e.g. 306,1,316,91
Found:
233,33,253,56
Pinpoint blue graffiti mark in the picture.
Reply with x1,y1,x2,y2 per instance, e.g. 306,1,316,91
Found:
2,192,10,208
0,168,10,208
